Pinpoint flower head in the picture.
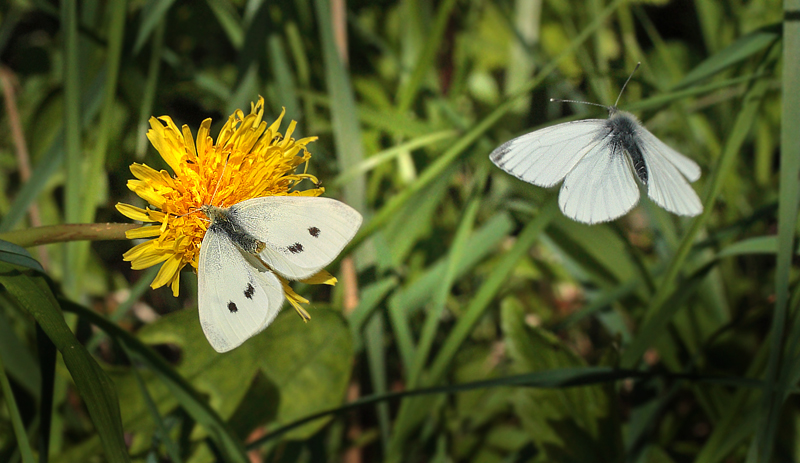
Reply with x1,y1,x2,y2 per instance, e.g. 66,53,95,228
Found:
117,97,334,313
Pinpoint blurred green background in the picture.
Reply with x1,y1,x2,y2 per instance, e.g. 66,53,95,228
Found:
0,0,795,462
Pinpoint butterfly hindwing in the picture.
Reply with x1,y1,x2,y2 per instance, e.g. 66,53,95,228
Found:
636,127,703,216
198,227,284,353
558,135,641,224
228,196,363,280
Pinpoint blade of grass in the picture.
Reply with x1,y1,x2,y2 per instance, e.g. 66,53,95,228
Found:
314,0,366,212
348,276,398,340
206,0,244,49
364,312,390,450
407,198,479,387
332,130,458,187
673,23,780,90
267,33,302,129
133,0,177,54
0,340,35,463
621,66,772,368
36,323,56,463
61,0,81,298
135,19,165,159
76,0,127,284
751,6,800,461
249,365,761,449
395,0,458,111
388,212,514,315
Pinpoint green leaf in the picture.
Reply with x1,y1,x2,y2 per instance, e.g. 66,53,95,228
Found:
0,240,43,272
133,0,178,54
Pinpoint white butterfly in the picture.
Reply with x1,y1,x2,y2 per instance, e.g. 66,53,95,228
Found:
197,196,362,352
490,65,702,224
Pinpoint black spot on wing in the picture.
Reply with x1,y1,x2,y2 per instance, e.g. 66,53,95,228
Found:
288,242,304,254
244,283,255,299
228,301,238,313
308,226,320,237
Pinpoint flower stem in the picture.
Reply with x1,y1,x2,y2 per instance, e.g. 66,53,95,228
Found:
0,223,139,248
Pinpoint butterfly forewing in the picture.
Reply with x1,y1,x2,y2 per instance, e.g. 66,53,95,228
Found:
490,120,607,188
198,228,284,353
229,196,363,280
559,137,641,224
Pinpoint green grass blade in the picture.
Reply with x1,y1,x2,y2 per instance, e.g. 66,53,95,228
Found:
133,0,177,54
0,265,130,462
61,0,82,298
313,0,366,211
206,0,244,49
407,198,479,387
267,33,302,127
135,19,165,159
348,277,398,340
76,0,127,281
35,323,56,463
395,0,458,111
0,341,36,463
388,212,514,315
364,312,391,450
0,241,44,272
332,130,458,187
752,7,800,461
673,23,780,90
249,366,758,449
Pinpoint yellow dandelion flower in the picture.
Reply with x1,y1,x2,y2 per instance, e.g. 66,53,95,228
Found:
117,97,335,306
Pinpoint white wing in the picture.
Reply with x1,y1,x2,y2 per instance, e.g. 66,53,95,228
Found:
489,120,608,187
228,196,362,280
198,228,284,353
558,138,641,224
636,127,703,216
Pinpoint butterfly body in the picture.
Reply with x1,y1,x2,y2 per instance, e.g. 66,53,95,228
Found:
197,196,362,352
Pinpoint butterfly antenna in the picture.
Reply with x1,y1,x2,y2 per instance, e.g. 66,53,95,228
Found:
549,98,609,110
614,62,641,108
209,155,231,205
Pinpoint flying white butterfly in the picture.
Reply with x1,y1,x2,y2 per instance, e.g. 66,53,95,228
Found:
490,63,702,224
198,196,362,352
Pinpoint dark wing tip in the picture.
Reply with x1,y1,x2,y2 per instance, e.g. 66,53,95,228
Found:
489,140,514,165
